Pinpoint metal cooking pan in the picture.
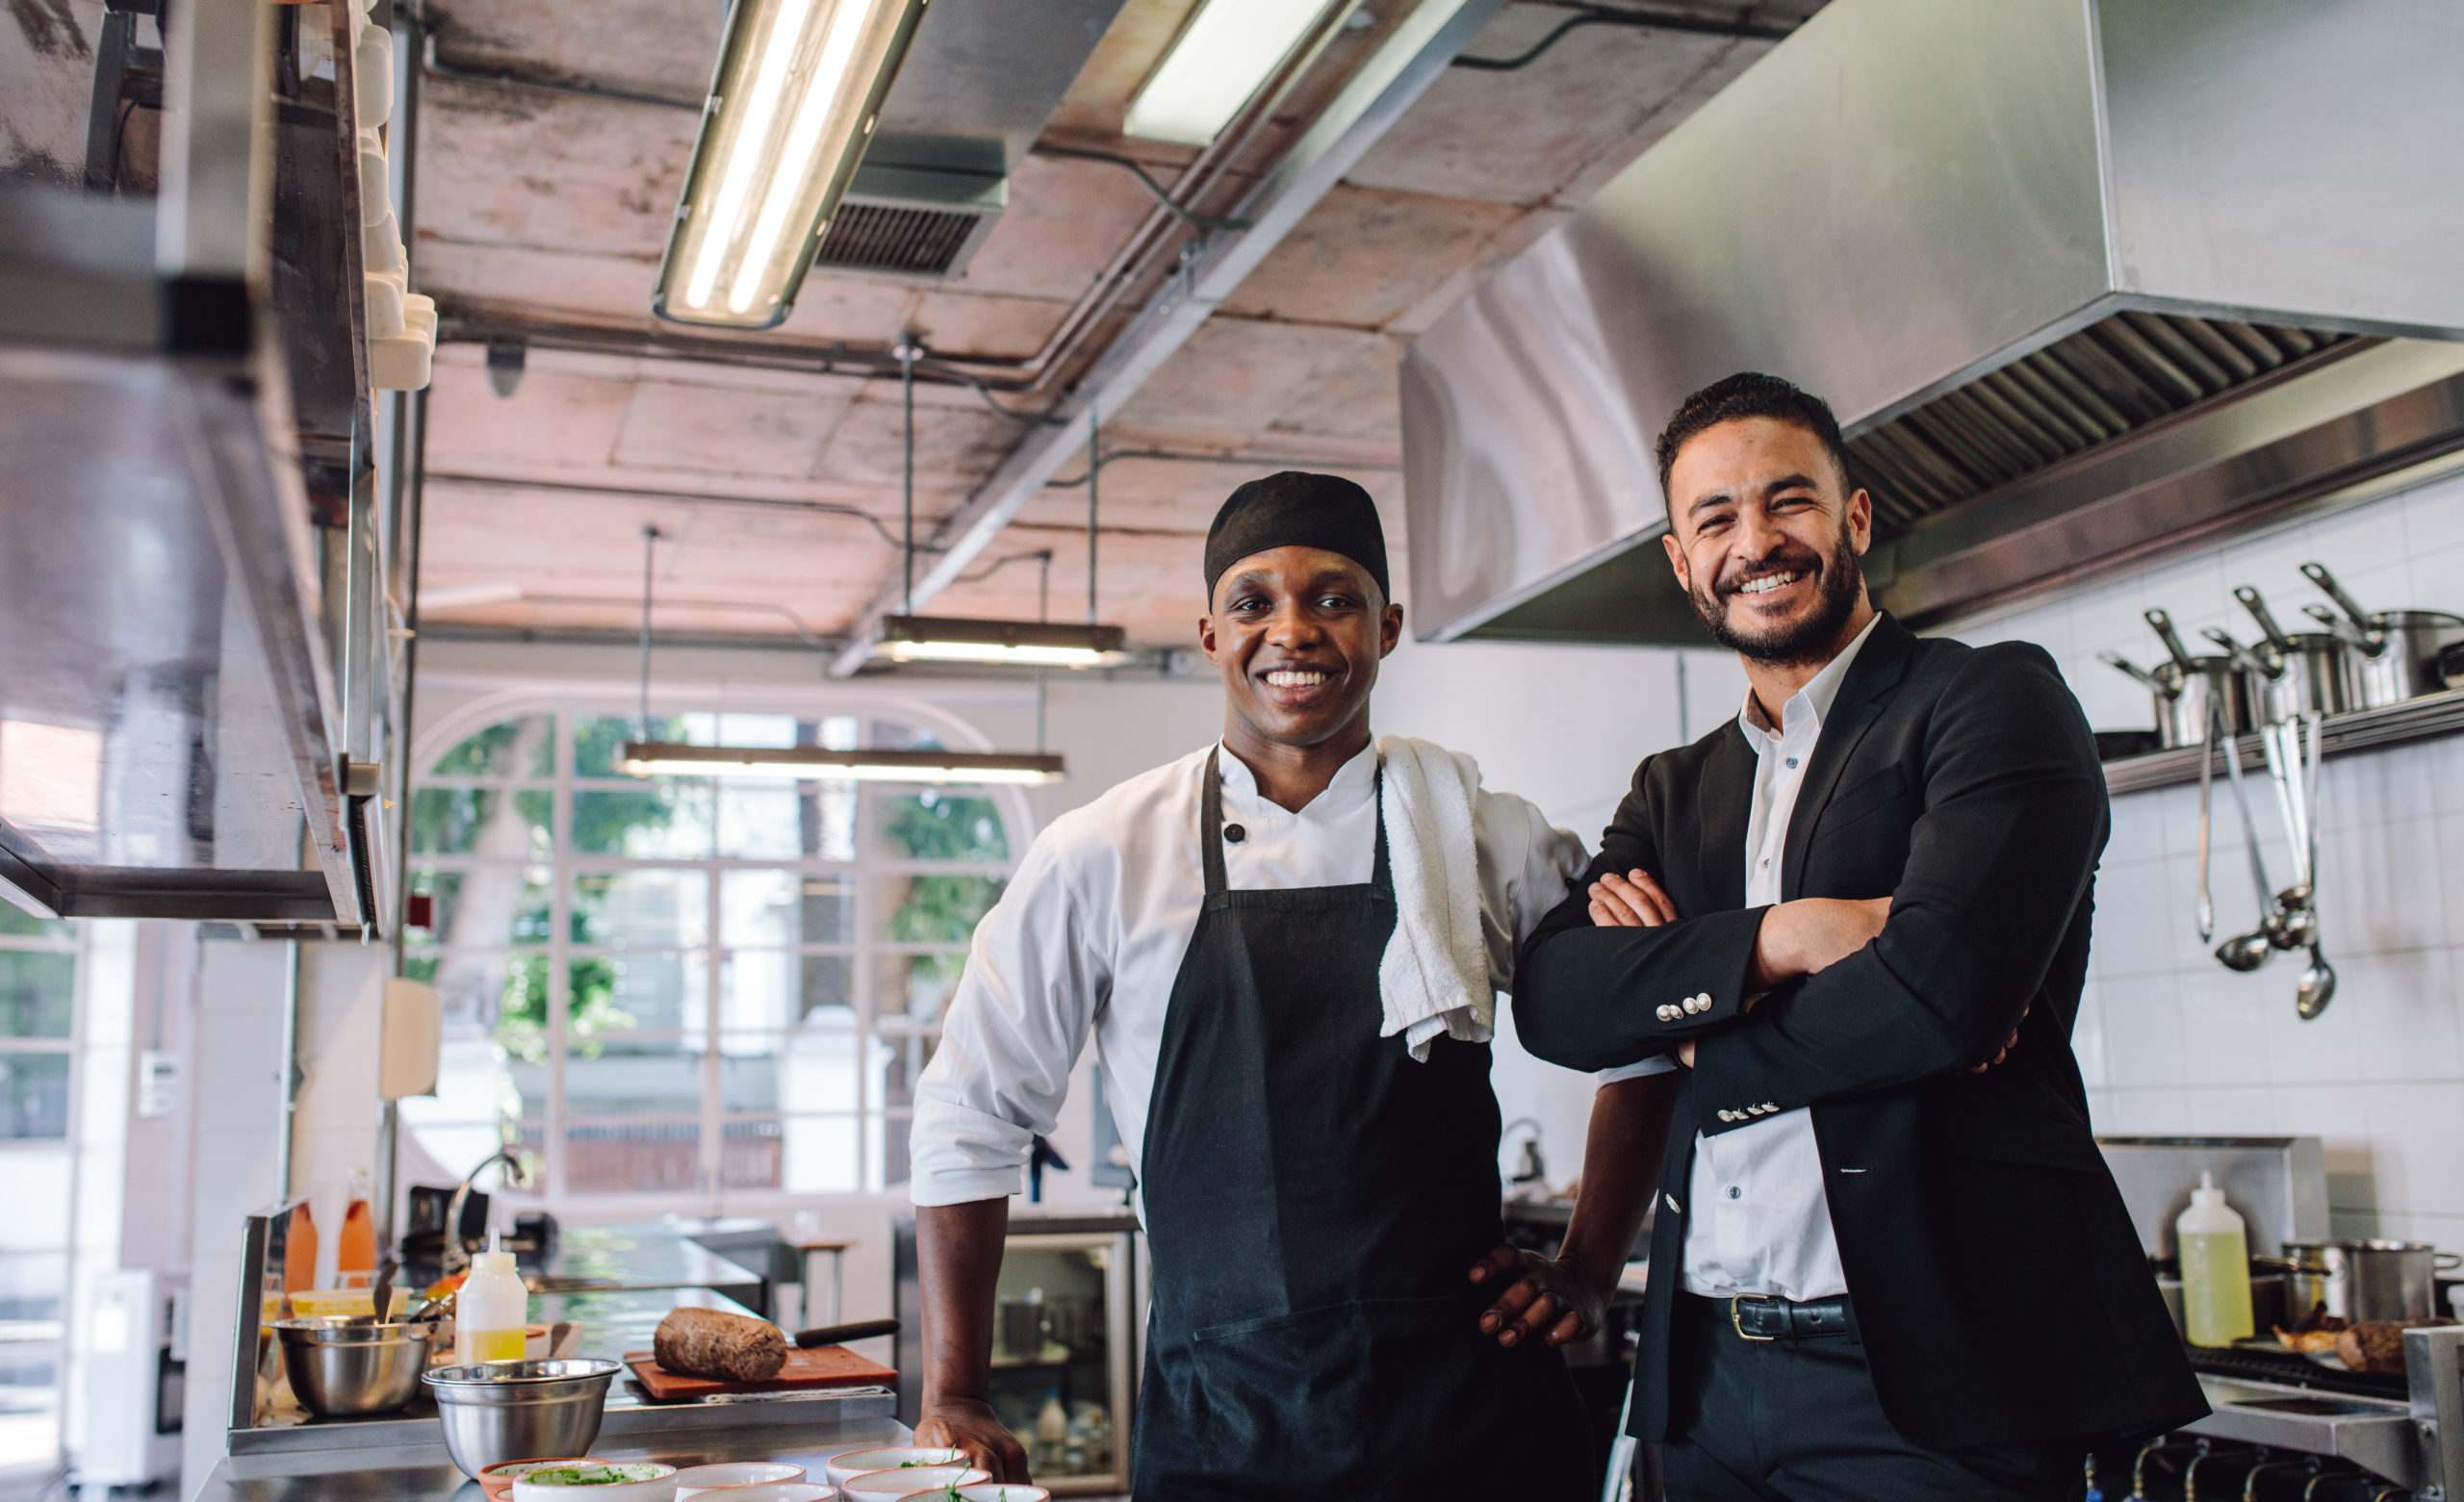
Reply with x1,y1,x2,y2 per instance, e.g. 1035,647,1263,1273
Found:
2231,584,2349,721
2301,562,2464,708
2101,608,2257,749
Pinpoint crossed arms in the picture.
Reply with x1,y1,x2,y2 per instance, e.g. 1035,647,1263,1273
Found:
1514,646,2104,1107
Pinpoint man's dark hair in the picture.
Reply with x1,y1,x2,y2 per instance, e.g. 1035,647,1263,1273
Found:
1654,371,1852,512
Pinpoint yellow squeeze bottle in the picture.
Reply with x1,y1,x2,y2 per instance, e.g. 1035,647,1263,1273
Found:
455,1232,529,1364
2177,1171,2253,1348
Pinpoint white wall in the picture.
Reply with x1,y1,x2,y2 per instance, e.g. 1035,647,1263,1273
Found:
1955,459,2464,1247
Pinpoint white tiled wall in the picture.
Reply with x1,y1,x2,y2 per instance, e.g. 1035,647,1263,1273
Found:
1953,462,2464,1249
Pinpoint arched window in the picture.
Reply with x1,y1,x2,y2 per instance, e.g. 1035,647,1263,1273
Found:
398,704,1022,1208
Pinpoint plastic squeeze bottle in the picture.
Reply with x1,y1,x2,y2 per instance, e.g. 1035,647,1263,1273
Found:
337,1169,377,1289
2177,1170,2253,1348
454,1232,529,1364
282,1201,319,1294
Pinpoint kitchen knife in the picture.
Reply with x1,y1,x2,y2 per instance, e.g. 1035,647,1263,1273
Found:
793,1317,901,1348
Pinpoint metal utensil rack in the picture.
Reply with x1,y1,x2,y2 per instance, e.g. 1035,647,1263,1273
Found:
2104,685,2464,797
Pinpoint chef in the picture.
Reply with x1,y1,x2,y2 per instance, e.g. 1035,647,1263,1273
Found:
906,472,1650,1499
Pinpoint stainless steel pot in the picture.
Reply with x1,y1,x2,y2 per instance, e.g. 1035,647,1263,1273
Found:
2277,1239,2461,1324
2102,608,2259,748
273,1317,434,1416
2232,585,2350,721
2301,563,2464,708
424,1358,621,1479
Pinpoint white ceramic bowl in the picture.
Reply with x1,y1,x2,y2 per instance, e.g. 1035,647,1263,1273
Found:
821,1451,964,1490
672,1465,806,1501
692,1486,833,1502
511,1461,680,1502
479,1459,595,1501
836,1468,988,1502
940,1487,1049,1502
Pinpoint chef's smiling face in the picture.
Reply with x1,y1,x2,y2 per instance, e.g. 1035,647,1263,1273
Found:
1661,416,1874,666
1201,546,1401,751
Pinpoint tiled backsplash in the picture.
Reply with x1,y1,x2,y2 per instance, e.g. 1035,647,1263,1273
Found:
1955,463,2464,1249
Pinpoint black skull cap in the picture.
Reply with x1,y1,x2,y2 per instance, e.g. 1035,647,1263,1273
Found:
1202,471,1389,604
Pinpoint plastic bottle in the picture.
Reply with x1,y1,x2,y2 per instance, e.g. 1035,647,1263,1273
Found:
454,1231,529,1364
282,1201,319,1294
1036,1389,1068,1470
337,1169,377,1289
2178,1170,2253,1348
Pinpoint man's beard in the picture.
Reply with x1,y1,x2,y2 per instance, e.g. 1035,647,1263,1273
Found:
1687,522,1864,667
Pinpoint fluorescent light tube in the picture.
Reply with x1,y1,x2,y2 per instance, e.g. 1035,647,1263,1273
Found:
618,742,1065,785
654,0,926,329
874,615,1130,669
1124,0,1336,147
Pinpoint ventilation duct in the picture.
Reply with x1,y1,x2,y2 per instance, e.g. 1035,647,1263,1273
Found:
1400,0,2464,643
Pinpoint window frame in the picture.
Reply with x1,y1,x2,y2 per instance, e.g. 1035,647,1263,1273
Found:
402,697,1029,1215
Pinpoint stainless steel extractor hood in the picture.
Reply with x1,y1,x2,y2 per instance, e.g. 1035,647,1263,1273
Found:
1400,0,2464,644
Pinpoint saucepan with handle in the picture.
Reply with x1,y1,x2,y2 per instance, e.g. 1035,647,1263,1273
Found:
2299,562,2464,708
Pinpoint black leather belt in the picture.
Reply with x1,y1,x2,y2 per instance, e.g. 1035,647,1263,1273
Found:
1702,1291,1855,1341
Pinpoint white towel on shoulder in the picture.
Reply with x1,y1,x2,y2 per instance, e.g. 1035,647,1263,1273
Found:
1375,734,1494,1061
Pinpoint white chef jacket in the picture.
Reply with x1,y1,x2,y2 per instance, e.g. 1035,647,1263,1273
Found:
1665,612,1881,1301
907,741,1596,1208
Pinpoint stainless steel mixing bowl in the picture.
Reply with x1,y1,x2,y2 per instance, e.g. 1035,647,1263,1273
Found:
274,1318,435,1416
423,1359,622,1479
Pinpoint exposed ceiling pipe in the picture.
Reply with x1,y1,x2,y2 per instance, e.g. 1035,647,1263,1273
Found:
826,0,1510,676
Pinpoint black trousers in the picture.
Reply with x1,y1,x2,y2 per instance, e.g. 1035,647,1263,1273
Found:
1659,1295,2087,1501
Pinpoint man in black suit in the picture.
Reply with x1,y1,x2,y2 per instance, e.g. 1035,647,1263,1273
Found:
1508,373,2205,1498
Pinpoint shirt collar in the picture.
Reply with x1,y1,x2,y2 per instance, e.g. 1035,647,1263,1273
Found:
1737,612,1884,744
1216,739,1379,817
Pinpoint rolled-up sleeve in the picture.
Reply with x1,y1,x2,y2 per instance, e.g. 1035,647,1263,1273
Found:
908,826,1109,1207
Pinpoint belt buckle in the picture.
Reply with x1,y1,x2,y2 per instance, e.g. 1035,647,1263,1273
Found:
1729,1293,1780,1341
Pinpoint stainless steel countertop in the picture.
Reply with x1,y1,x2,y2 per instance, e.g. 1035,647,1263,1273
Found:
201,1406,911,1496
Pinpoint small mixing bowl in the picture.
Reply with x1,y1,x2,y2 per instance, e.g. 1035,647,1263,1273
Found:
274,1318,435,1416
423,1359,623,1479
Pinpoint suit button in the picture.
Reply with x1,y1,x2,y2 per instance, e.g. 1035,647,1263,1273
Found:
1665,1193,1681,1214
1698,992,1712,1006
1659,1005,1681,1021
1717,1109,1737,1122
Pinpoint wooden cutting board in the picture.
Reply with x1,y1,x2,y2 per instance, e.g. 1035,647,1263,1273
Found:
624,1345,897,1401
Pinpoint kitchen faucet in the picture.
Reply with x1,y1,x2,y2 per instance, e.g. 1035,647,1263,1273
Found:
440,1147,528,1275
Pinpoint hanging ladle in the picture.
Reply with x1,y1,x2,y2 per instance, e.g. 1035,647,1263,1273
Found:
2214,711,2275,973
2194,691,2218,942
2293,713,2338,1019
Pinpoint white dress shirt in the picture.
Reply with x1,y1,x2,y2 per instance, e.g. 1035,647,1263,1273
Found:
908,741,1592,1208
1680,613,1882,1301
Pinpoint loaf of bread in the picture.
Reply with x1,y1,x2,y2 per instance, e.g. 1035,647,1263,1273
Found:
653,1307,788,1382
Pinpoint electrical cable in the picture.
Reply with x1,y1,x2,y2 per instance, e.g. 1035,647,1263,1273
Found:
951,548,1056,588
1042,447,1402,487
421,472,926,552
1450,3,1794,70
1032,145,1252,232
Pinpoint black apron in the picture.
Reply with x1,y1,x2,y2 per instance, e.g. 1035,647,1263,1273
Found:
1130,750,1594,1501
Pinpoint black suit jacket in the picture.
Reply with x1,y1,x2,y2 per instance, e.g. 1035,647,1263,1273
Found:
1516,614,2205,1451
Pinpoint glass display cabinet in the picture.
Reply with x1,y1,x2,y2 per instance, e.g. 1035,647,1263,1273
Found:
894,1212,1139,1496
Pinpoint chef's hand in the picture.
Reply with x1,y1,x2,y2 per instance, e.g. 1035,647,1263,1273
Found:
1588,869,1676,928
916,1396,1031,1484
1467,1244,1611,1350
1970,1006,2029,1074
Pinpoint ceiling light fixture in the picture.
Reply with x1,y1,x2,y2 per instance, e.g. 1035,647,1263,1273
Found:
622,518,1065,785
876,614,1127,668
616,743,1065,784
870,346,1128,671
1124,0,1339,147
653,0,927,329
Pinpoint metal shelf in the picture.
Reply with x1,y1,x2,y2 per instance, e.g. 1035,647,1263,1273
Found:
2102,686,2464,797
